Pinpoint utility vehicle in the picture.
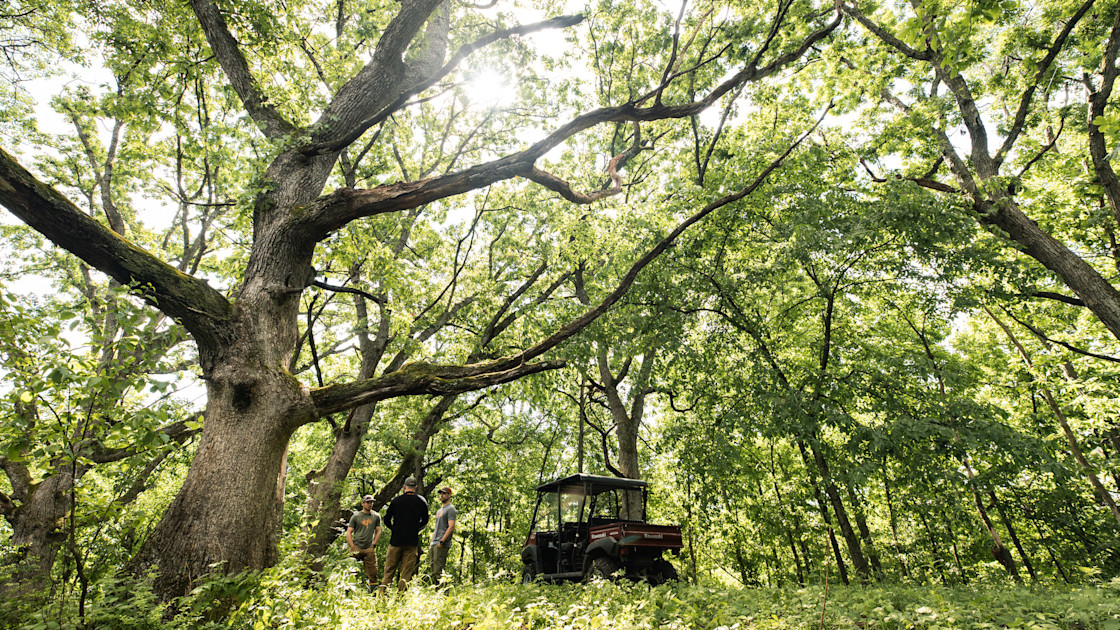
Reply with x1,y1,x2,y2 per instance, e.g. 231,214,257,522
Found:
520,473,681,584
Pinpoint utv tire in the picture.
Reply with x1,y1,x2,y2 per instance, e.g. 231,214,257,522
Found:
587,556,622,581
521,563,537,584
649,558,678,585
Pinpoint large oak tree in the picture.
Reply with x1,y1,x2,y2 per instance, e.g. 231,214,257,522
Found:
0,0,839,596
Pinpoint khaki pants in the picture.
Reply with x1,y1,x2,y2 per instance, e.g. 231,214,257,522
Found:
379,544,419,593
429,541,451,585
352,546,379,586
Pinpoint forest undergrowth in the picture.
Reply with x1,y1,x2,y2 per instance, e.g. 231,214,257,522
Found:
9,563,1120,630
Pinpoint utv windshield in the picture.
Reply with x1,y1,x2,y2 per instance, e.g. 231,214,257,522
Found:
531,484,587,532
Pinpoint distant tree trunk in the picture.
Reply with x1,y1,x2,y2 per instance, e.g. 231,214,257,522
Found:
776,455,813,578
882,470,909,578
303,281,389,562
984,306,1120,528
684,472,698,584
806,437,870,582
989,489,1037,582
1028,517,1070,584
796,440,849,585
768,445,805,583
960,457,1022,583
0,471,73,602
1103,428,1120,494
916,507,948,584
576,268,658,518
942,513,969,585
303,404,375,564
845,481,883,580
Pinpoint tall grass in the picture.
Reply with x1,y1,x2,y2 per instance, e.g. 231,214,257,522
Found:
11,562,1118,630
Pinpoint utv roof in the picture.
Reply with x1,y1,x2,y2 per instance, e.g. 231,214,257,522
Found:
535,473,649,494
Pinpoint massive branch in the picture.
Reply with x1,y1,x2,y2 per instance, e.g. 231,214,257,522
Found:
301,8,839,239
311,357,565,416
312,106,828,417
301,13,587,156
188,0,297,138
0,148,233,352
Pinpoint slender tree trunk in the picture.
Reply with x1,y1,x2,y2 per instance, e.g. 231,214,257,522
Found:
984,306,1120,528
769,445,804,584
989,490,1037,582
916,507,948,584
882,470,909,578
303,405,375,563
845,481,883,580
807,438,871,582
684,472,698,584
796,440,849,585
942,513,968,586
961,457,1022,583
1029,518,1070,584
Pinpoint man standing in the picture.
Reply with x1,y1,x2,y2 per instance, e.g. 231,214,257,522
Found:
345,494,382,591
379,476,429,594
428,486,457,585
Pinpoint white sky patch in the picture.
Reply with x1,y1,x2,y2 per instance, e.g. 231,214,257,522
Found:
463,66,518,110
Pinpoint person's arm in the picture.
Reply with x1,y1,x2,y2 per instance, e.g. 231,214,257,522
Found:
373,524,382,547
384,501,395,530
438,519,455,546
346,526,357,553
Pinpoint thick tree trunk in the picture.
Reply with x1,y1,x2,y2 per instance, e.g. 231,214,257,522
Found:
131,350,314,596
0,472,73,602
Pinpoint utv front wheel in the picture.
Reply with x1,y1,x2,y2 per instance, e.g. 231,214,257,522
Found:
521,563,537,584
587,556,622,580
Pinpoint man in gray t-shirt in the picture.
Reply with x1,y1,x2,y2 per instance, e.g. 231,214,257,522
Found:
346,495,382,589
428,486,457,585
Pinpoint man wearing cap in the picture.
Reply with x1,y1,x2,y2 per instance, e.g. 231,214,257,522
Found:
346,495,382,590
379,476,429,594
428,486,457,585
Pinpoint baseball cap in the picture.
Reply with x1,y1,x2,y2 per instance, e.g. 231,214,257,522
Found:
362,495,374,502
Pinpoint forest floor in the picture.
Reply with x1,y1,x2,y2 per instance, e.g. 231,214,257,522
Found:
185,572,1120,630
11,567,1120,629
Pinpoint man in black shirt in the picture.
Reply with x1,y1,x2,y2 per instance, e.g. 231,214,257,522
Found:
378,476,429,594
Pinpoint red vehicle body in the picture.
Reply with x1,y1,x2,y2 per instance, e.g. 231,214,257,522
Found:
521,474,681,584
